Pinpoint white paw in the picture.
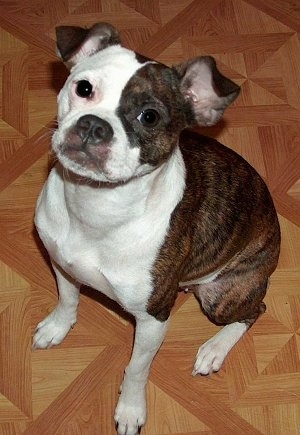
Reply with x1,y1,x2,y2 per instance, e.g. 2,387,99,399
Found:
192,323,248,376
32,307,76,350
192,337,228,376
114,390,146,435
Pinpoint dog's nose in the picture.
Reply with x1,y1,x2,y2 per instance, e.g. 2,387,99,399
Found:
76,115,113,144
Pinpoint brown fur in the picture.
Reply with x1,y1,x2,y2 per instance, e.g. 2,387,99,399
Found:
118,63,193,166
148,130,280,322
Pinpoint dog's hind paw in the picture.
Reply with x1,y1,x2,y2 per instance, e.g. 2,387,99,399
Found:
192,322,248,376
192,337,227,376
32,307,76,350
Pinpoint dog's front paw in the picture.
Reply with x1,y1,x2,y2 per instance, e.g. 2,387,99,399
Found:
32,307,76,350
114,390,146,435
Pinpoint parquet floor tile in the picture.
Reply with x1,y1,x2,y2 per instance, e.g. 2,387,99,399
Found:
0,1,299,434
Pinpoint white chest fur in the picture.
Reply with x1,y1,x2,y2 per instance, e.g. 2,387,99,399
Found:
35,148,186,315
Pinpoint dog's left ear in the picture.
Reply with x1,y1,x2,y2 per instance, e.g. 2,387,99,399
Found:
175,56,240,126
56,22,120,69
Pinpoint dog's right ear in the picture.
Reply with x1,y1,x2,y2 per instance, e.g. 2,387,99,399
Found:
56,23,120,69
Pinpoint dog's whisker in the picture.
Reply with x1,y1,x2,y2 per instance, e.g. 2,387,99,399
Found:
34,130,54,145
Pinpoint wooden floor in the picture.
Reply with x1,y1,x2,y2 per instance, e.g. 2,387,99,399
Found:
0,1,299,434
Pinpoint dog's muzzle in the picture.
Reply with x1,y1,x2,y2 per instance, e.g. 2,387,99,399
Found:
61,114,113,170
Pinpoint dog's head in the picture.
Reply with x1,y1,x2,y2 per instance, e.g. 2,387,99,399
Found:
53,23,240,183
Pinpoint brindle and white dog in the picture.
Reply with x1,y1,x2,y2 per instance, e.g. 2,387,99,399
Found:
33,23,280,435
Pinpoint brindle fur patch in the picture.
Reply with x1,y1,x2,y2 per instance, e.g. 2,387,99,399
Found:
118,63,194,166
117,61,280,325
147,131,280,322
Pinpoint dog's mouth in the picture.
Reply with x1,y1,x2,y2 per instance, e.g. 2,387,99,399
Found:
58,130,111,173
63,143,110,167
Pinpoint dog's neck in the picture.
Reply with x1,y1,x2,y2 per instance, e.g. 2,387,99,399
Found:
58,146,186,231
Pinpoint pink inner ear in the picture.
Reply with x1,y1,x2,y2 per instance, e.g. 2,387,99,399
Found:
71,36,102,65
180,57,239,127
183,62,221,126
185,62,219,105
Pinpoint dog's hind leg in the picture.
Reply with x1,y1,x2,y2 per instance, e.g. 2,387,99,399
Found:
192,275,268,376
115,313,169,435
32,261,80,349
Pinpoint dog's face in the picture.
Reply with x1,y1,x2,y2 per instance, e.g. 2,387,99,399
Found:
53,23,239,183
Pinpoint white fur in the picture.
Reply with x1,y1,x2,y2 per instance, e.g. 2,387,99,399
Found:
32,262,80,349
58,45,144,118
34,142,185,435
115,314,169,434
35,146,186,315
54,45,157,183
192,322,248,376
179,264,226,288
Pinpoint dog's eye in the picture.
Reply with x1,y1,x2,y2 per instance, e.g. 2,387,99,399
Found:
76,80,93,98
137,109,160,127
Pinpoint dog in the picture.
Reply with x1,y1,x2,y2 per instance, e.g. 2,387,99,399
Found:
33,23,281,435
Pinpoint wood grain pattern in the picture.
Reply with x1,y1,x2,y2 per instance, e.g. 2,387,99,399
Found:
0,1,299,434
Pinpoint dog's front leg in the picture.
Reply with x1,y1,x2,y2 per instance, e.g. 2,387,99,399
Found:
33,262,80,349
115,313,169,435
